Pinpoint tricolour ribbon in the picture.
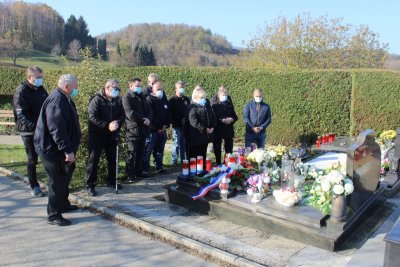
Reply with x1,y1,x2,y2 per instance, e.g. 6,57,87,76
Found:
192,167,232,200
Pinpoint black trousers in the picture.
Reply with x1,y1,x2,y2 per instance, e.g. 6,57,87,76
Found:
21,135,39,189
189,143,208,169
125,139,145,178
85,136,117,188
41,156,75,220
213,137,234,165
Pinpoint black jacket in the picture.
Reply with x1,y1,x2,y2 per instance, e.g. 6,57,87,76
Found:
13,81,48,136
146,94,171,131
34,88,81,160
122,90,152,141
186,101,217,146
211,95,238,139
88,88,125,138
168,94,190,128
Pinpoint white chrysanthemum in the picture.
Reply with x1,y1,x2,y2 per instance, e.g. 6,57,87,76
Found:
333,184,345,195
255,150,264,163
268,150,277,158
315,186,322,192
327,170,345,185
263,176,271,184
344,183,354,194
344,178,352,184
246,189,253,195
321,179,331,192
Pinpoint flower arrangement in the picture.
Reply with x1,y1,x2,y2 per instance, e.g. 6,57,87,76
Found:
245,173,271,196
303,170,354,214
380,130,396,142
273,188,302,207
267,145,289,161
381,158,390,174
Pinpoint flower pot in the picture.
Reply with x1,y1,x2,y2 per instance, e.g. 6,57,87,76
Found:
331,194,347,223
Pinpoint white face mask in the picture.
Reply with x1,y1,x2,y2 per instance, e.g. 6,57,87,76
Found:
254,96,262,103
219,95,227,102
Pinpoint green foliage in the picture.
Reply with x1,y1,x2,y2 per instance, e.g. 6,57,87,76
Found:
0,66,25,95
351,70,400,135
1,65,400,146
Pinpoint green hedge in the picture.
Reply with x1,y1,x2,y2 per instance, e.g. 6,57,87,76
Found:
351,70,400,135
1,65,399,145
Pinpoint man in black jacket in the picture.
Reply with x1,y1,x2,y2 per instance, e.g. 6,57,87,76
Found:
85,79,125,196
122,78,152,182
13,66,48,197
169,81,190,164
144,81,171,174
34,74,81,226
211,86,238,165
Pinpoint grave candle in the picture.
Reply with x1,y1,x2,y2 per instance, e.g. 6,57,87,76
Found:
206,157,212,172
229,153,236,165
182,159,189,177
197,156,203,174
190,158,197,175
239,154,246,164
316,136,321,148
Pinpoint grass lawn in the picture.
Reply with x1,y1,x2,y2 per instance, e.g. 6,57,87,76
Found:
0,50,112,70
0,143,189,190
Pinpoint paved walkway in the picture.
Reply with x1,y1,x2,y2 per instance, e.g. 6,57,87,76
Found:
0,175,217,267
0,135,22,145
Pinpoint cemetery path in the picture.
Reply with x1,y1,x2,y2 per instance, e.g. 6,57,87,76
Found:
0,175,217,267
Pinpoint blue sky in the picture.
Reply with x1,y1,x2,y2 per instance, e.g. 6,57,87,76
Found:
26,0,399,53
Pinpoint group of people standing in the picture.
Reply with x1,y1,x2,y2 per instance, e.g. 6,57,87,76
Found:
12,67,272,226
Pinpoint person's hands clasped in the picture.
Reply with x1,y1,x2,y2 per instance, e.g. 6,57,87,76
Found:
65,152,75,163
108,121,119,132
143,118,150,126
252,127,261,134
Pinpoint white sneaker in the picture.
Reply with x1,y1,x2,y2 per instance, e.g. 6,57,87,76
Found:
31,186,44,197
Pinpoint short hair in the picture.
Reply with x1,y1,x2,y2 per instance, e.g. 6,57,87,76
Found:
26,66,42,79
253,88,263,95
192,85,206,100
129,78,141,85
218,85,227,95
57,74,78,89
175,80,185,87
105,79,119,88
148,73,158,82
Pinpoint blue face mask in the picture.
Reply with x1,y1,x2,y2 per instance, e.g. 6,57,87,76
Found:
134,86,142,94
254,97,262,103
111,88,119,98
70,88,78,98
199,98,206,107
34,78,43,87
156,90,164,99
219,95,227,102
179,88,185,94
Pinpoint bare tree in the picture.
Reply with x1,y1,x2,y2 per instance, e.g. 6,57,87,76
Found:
67,39,82,62
51,43,62,56
0,30,31,65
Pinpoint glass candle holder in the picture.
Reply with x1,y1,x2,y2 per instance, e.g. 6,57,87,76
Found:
190,158,197,175
196,156,203,174
182,160,189,176
206,158,212,172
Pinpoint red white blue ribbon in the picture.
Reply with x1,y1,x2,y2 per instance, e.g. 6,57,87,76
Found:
192,167,233,200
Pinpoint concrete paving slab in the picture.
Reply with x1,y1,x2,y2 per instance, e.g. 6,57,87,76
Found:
286,246,351,267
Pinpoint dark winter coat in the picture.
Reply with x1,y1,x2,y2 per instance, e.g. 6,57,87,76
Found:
243,100,272,133
186,101,217,146
122,90,152,141
210,94,238,139
34,88,81,160
88,88,125,139
169,94,190,128
13,81,48,136
146,93,171,131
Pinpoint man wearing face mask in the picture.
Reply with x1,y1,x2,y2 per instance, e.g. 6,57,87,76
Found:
34,74,81,226
122,78,152,182
144,81,171,174
211,86,238,165
85,79,125,196
243,88,272,149
169,81,190,165
13,66,48,197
